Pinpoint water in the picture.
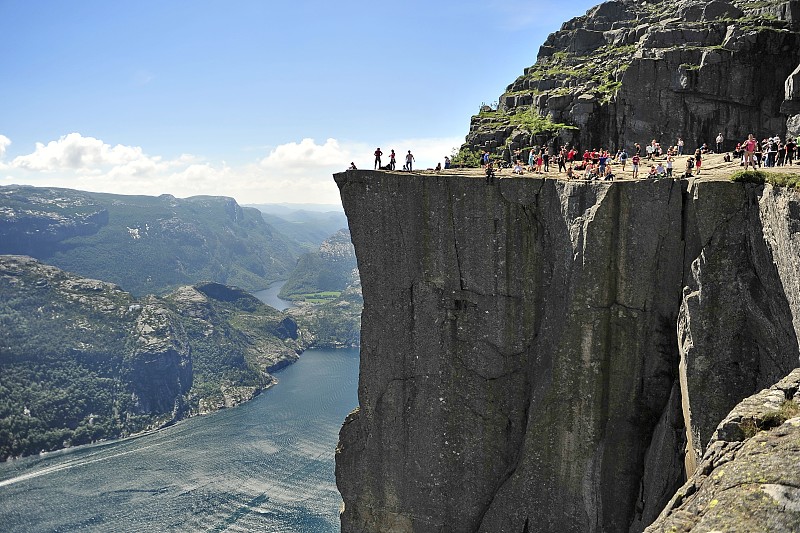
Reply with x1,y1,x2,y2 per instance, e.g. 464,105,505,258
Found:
0,348,360,532
253,281,294,311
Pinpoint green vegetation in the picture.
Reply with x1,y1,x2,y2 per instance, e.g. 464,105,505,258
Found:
0,186,300,296
508,109,578,134
450,146,482,168
292,291,342,303
0,259,304,460
279,229,357,300
730,170,800,188
290,287,362,348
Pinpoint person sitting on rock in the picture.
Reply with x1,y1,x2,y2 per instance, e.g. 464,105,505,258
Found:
512,161,524,175
684,157,695,177
435,162,442,172
348,162,357,170
655,162,666,178
566,166,575,180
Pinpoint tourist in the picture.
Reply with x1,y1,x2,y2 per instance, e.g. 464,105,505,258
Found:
786,138,796,165
666,154,674,178
598,151,608,175
557,148,567,172
766,138,778,167
512,161,524,174
743,134,757,170
566,166,575,179
374,147,383,170
655,162,666,178
619,148,628,171
694,148,702,174
716,132,724,153
481,151,490,170
406,150,415,172
348,162,357,170
485,160,495,184
444,156,451,169
685,157,694,177
677,137,684,155
631,153,641,179
536,152,544,173
389,149,396,170
528,149,535,172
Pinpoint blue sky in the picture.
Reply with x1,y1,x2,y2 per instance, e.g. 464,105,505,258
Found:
0,0,598,204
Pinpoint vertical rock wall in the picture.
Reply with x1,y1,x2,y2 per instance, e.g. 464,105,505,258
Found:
334,170,800,533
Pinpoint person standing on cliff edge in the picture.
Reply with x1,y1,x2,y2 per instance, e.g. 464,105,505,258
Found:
405,150,415,172
389,149,396,170
374,147,383,170
716,132,724,153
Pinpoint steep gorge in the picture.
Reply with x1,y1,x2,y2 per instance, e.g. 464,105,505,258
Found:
334,172,800,532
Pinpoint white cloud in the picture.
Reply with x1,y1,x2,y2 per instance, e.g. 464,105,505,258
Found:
12,133,150,171
0,135,10,160
0,133,465,205
260,138,347,171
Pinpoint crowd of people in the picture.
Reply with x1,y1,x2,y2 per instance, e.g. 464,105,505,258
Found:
351,133,800,180
478,132,800,182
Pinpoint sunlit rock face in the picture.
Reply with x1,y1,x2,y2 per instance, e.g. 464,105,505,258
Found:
334,170,800,533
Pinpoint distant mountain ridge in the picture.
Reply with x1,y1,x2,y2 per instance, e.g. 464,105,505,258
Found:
0,185,300,296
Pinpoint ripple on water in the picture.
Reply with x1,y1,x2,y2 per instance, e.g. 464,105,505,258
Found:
0,348,359,533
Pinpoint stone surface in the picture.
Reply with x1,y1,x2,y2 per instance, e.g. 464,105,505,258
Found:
334,171,800,533
645,369,800,533
463,0,800,160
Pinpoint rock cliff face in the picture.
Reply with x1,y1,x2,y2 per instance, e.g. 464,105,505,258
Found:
334,171,800,532
646,368,800,532
462,0,800,160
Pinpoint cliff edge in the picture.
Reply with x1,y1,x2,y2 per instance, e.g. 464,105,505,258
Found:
334,171,800,532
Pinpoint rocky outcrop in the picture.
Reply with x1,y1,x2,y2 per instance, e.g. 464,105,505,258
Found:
462,0,800,160
645,368,800,532
334,171,800,533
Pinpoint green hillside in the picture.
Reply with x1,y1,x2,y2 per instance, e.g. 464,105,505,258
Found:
0,256,307,460
279,229,357,300
0,185,300,296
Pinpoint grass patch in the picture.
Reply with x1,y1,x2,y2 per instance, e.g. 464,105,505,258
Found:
507,109,577,134
296,291,341,303
730,170,800,188
761,400,800,429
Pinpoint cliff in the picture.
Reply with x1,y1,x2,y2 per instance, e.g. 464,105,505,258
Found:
645,368,800,532
462,0,800,160
334,171,800,532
